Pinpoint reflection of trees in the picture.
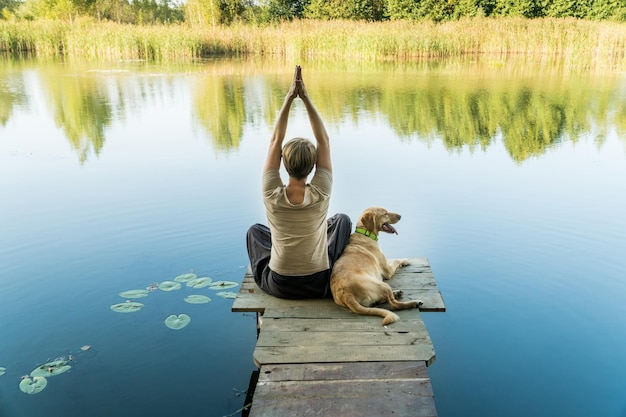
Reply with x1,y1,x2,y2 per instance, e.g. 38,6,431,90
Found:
41,70,113,163
369,70,624,163
498,88,567,162
253,63,624,163
36,64,177,163
193,74,246,151
0,60,28,127
3,58,624,163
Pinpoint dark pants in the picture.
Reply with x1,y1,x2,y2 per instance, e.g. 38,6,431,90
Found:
246,213,352,299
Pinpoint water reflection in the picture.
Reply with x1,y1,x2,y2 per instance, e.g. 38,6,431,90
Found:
0,60,28,127
192,75,246,150
43,69,113,162
1,57,624,163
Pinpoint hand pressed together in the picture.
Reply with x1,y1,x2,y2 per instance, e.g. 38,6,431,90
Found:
286,65,310,101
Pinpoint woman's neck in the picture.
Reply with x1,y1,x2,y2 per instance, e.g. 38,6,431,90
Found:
285,176,306,205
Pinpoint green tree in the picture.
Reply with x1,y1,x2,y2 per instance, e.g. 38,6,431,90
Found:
185,0,221,26
541,0,587,17
492,0,541,17
260,0,308,22
304,0,352,18
385,0,419,19
475,0,498,16
304,0,385,20
385,0,459,21
130,0,183,23
20,0,82,21
587,0,624,19
454,0,484,17
416,0,455,20
220,0,246,24
90,0,130,22
185,0,248,26
351,0,386,20
1,0,21,19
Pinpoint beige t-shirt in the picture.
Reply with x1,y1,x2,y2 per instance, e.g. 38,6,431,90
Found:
263,168,332,276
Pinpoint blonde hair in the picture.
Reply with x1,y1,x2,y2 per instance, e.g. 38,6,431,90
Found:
282,138,317,179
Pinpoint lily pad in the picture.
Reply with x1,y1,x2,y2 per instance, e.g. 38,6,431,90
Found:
184,294,211,304
216,291,238,299
119,289,149,299
30,360,71,378
110,301,144,313
19,376,47,394
186,277,212,289
158,280,182,291
208,281,239,290
174,273,197,283
0,367,5,376
164,314,191,330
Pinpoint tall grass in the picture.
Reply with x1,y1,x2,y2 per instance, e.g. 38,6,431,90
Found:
1,18,624,69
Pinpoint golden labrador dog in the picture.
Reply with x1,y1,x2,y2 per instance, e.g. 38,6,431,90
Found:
330,207,423,325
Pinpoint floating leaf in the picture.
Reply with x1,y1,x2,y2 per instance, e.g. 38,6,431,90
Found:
186,277,212,289
164,314,191,330
19,376,47,394
216,291,238,299
209,281,239,290
158,281,182,291
0,367,5,376
119,289,149,299
174,273,197,283
184,295,211,304
110,301,144,313
30,360,71,378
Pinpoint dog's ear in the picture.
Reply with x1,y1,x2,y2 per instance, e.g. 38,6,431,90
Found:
360,210,377,232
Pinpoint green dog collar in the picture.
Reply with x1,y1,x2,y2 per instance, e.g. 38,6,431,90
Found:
355,227,378,241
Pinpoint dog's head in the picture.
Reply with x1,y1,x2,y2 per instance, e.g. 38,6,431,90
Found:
357,207,401,237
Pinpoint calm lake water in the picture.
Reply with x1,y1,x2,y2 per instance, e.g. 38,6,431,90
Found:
1,56,625,417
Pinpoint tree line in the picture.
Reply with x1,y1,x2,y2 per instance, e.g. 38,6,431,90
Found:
1,0,623,24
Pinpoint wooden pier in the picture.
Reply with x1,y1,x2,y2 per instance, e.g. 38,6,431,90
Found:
232,258,445,417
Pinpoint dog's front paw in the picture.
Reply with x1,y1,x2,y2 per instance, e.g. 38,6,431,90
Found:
393,290,404,299
411,299,424,309
400,259,411,267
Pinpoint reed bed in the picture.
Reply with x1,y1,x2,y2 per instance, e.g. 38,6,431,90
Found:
1,18,624,69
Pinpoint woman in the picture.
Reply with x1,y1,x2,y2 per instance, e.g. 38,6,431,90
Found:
246,66,351,299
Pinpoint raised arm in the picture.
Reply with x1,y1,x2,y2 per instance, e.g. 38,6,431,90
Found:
298,70,331,172
264,66,300,172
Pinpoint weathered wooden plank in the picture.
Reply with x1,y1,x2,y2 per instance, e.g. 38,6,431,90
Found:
257,361,430,382
397,289,446,312
250,382,437,417
262,303,366,319
232,258,445,313
260,317,427,332
261,304,426,321
257,329,432,348
234,287,444,313
232,288,331,313
253,343,436,367
390,271,438,288
250,365,437,417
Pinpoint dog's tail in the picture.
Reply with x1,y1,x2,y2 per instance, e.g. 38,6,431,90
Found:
341,293,399,326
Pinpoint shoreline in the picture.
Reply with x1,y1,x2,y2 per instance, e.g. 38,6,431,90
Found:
0,17,624,69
